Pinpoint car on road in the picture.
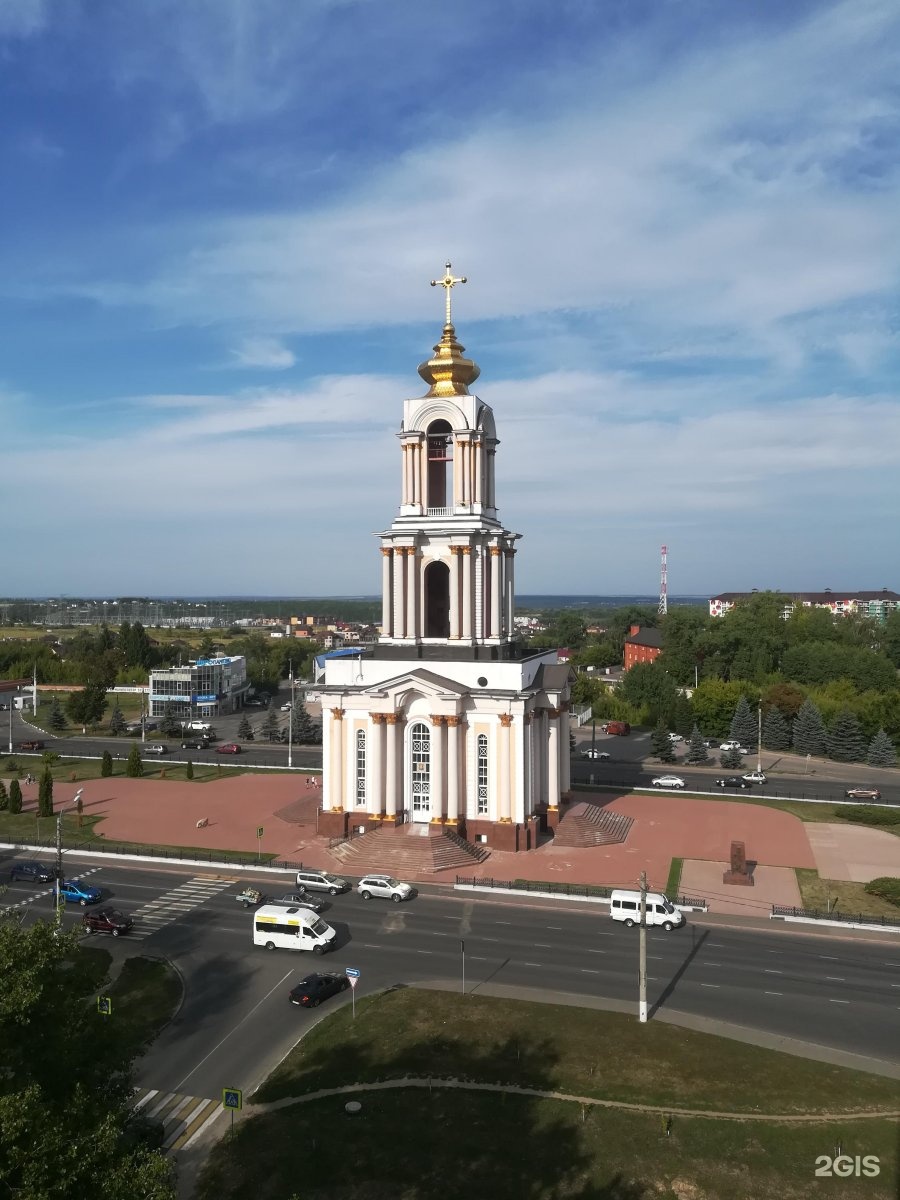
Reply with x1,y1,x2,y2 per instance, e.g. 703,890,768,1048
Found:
742,770,767,784
236,886,265,908
17,740,44,751
82,907,134,937
651,775,685,789
275,891,327,913
59,879,102,906
668,733,684,743
580,749,610,760
357,875,414,903
845,786,882,801
9,859,56,884
715,775,752,789
719,740,746,751
216,743,242,755
280,702,293,711
288,972,350,1008
143,743,168,755
295,869,351,895
181,738,211,750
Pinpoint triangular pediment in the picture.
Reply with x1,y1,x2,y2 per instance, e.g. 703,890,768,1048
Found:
374,667,471,701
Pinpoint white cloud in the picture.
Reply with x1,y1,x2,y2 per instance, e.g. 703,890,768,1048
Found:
0,0,49,38
231,337,296,370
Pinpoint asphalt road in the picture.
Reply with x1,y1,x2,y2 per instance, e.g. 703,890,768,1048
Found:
5,856,899,1103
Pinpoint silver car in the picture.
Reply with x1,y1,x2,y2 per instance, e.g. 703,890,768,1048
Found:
357,875,414,903
295,870,351,896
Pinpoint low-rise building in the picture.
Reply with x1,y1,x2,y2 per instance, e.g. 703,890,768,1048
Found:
149,655,249,720
623,624,663,670
710,589,900,622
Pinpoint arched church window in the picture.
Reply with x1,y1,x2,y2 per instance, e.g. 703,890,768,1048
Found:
477,733,488,815
426,419,453,509
356,730,366,804
411,721,431,815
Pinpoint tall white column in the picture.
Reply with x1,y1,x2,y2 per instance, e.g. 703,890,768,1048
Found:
401,444,409,506
430,715,444,821
406,548,417,640
474,439,483,505
446,716,460,824
499,714,512,821
385,714,399,818
560,703,571,796
547,708,561,810
381,548,393,639
490,547,501,639
330,708,345,811
321,709,333,810
369,714,384,816
418,438,427,510
538,708,548,807
449,547,460,638
453,438,461,507
504,549,515,636
461,548,473,640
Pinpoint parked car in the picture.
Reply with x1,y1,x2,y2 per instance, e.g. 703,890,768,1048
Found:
668,733,684,743
280,702,293,711
357,875,414,903
82,908,134,937
581,749,610,760
143,743,168,755
289,972,350,1008
59,879,102,906
715,776,752,789
651,775,685,789
17,740,44,751
181,738,211,750
742,770,767,784
9,859,56,883
719,740,743,751
845,786,882,801
295,869,351,896
216,743,242,755
275,891,327,913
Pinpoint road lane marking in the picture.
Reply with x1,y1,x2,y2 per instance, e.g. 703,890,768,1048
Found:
825,976,845,982
764,991,783,996
764,969,782,975
522,962,541,967
580,969,600,975
829,999,850,1005
547,926,563,930
534,943,552,949
700,983,720,989
173,968,294,1093
819,955,840,961
481,937,499,942
585,949,606,954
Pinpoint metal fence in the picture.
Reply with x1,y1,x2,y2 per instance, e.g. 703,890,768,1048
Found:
572,775,900,810
456,875,707,907
771,904,900,928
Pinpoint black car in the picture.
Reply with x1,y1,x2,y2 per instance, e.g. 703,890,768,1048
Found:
9,860,56,883
181,738,211,750
82,907,134,937
289,973,350,1008
715,776,752,789
276,891,327,913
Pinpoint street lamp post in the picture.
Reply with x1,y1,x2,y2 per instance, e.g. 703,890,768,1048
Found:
56,788,83,927
757,701,762,775
287,667,295,770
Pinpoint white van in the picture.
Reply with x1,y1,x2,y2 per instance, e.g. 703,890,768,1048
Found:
253,904,337,954
610,890,684,931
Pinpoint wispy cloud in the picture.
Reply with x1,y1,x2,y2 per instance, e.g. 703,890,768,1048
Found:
230,336,296,370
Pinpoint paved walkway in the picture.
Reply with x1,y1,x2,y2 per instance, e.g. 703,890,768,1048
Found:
806,822,900,883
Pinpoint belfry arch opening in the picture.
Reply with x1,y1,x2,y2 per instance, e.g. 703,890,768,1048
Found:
426,420,453,509
424,560,450,638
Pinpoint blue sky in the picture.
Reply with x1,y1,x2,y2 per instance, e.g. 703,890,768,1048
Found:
2,0,898,598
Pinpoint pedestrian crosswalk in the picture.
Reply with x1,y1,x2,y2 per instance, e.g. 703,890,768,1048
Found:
133,1086,223,1152
128,876,234,939
0,865,104,916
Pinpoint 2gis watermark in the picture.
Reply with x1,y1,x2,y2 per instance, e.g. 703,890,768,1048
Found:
814,1154,880,1179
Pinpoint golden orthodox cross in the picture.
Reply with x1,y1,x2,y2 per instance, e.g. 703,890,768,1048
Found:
430,261,467,325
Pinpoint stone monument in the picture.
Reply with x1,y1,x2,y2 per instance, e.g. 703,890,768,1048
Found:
722,839,754,886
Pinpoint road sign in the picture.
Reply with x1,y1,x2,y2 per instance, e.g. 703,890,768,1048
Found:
97,996,112,1017
348,976,359,990
256,826,264,839
346,967,360,978
222,1088,243,1110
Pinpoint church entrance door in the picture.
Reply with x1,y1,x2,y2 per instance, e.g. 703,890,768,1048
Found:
410,721,431,823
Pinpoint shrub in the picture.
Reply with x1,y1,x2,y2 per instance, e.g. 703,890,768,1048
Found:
186,760,194,781
125,745,143,778
0,780,7,811
8,778,22,814
843,806,900,827
863,877,900,908
100,751,113,778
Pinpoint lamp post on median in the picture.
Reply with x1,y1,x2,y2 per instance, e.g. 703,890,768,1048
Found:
757,700,762,776
55,787,83,928
287,666,295,770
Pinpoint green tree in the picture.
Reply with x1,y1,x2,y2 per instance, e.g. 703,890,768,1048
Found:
237,714,254,741
671,693,694,738
729,695,758,748
884,609,900,668
762,707,791,751
690,678,751,740
66,682,108,728
659,607,710,685
186,759,194,781
37,766,54,817
792,697,827,757
159,705,181,738
762,681,806,721
650,720,676,763
620,661,678,724
100,750,113,778
261,709,282,742
47,697,68,733
125,745,143,778
292,695,321,744
685,725,709,765
719,746,745,770
0,780,7,811
826,707,866,762
108,703,127,737
8,778,22,815
701,592,790,681
867,728,897,768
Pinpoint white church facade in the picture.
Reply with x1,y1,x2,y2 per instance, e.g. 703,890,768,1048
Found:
314,265,572,852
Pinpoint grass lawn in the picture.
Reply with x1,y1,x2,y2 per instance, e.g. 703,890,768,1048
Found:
666,856,683,896
105,955,183,1058
795,869,900,920
195,990,899,1200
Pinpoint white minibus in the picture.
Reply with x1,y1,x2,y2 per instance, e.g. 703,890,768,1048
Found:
253,904,337,953
610,890,684,931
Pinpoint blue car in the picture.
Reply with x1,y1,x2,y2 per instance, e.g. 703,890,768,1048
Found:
58,879,102,906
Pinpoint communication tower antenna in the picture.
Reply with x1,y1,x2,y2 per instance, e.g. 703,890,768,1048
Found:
658,545,668,616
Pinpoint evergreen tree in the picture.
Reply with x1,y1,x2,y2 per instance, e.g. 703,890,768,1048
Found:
826,707,866,763
685,725,710,765
159,705,181,738
292,695,322,744
47,697,67,733
672,693,694,738
792,696,827,757
186,760,194,781
867,728,897,768
0,780,7,811
729,695,758,749
261,709,282,742
125,745,143,778
100,750,113,778
37,767,54,817
8,778,22,815
762,706,791,751
237,714,253,741
108,703,127,737
720,747,745,770
650,719,676,763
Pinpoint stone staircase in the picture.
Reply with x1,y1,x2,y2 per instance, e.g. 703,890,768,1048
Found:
329,823,490,875
553,802,633,848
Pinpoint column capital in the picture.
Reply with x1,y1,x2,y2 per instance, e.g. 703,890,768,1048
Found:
385,713,400,725
381,546,393,557
559,701,570,713
504,547,517,557
461,546,472,556
499,713,513,728
449,545,461,556
430,714,446,726
548,707,561,720
330,708,345,720
489,545,502,556
371,712,386,724
446,715,461,727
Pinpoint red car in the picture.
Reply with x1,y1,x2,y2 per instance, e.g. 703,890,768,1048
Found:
18,740,45,751
216,743,242,755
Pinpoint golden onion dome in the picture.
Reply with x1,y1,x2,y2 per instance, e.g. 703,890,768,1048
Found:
417,322,481,397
